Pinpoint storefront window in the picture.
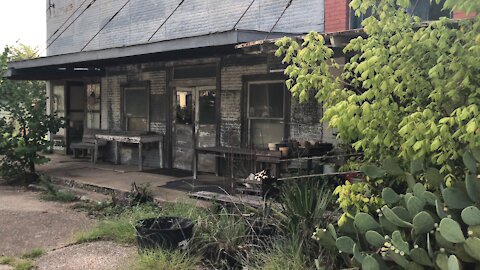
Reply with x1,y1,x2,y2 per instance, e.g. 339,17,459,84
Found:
176,91,193,125
248,82,286,148
198,90,216,125
124,84,149,132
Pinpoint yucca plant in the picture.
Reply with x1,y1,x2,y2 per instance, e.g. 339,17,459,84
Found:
278,179,334,266
192,207,249,269
280,179,332,234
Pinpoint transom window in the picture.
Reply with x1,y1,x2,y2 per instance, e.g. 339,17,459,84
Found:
248,82,286,148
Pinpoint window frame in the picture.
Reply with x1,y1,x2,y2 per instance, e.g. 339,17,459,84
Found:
121,81,151,132
349,0,452,29
246,80,288,148
85,82,102,129
196,88,217,125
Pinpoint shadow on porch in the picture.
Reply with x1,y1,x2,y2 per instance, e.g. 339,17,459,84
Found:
37,154,234,203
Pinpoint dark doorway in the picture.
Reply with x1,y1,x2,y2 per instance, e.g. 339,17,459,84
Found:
66,82,85,154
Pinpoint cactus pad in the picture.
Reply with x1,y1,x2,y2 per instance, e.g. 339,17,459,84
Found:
439,218,465,243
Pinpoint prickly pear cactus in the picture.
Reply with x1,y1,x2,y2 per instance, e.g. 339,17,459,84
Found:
313,149,480,269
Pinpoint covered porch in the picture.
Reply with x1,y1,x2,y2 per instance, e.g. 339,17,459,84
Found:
37,153,233,203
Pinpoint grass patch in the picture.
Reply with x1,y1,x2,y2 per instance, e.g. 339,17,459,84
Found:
38,176,77,202
0,256,35,270
40,190,77,202
245,236,311,270
73,204,162,244
21,248,44,259
0,256,15,265
160,201,209,221
73,200,209,245
13,260,34,270
133,249,200,270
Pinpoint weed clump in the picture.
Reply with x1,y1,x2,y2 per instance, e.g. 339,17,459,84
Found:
38,176,77,202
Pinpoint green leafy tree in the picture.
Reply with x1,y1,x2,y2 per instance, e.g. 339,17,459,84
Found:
276,0,480,179
0,45,64,183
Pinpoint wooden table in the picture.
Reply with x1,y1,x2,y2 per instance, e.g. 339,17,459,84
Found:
94,133,163,171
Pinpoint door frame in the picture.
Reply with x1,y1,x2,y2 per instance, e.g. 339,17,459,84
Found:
65,81,85,154
172,86,217,170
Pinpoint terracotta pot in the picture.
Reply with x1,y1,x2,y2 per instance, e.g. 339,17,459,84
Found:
279,147,289,157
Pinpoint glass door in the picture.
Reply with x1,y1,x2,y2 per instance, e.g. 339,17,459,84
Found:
173,87,216,172
173,89,194,171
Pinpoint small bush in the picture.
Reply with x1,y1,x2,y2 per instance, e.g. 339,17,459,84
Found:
0,256,14,265
0,256,35,270
41,190,77,202
13,260,34,270
277,179,334,266
134,249,200,270
21,248,44,259
39,176,77,202
246,236,311,270
191,207,250,269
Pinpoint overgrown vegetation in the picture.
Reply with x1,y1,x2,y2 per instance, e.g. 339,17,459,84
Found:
0,248,42,270
38,176,77,202
0,44,65,184
74,203,162,244
276,0,480,178
133,249,200,270
274,0,480,269
20,248,44,260
314,155,480,269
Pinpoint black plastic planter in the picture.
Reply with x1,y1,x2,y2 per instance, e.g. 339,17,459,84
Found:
135,217,194,250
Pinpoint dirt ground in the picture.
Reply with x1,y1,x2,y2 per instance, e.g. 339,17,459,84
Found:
0,186,136,269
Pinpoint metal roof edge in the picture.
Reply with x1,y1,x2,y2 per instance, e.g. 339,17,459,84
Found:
8,29,301,71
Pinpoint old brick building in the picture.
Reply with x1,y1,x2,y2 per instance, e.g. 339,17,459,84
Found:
6,0,470,173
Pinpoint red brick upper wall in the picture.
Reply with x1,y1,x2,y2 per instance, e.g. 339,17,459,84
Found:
325,0,350,32
453,11,477,20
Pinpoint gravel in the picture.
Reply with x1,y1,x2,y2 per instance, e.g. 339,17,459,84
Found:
0,187,137,270
0,187,94,257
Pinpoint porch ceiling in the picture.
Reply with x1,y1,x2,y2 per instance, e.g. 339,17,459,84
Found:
6,30,295,81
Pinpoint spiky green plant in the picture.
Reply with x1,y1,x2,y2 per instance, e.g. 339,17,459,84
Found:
313,149,480,269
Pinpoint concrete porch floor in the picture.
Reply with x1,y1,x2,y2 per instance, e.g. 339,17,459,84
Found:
38,154,234,203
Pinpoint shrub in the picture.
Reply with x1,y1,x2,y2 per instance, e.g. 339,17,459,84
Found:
0,45,65,184
192,207,249,269
277,179,335,267
38,176,77,202
276,0,480,177
20,248,44,259
245,235,311,270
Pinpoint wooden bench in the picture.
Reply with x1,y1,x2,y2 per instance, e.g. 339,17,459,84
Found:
70,129,107,162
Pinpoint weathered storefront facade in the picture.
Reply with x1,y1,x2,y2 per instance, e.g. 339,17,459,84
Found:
7,0,336,173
